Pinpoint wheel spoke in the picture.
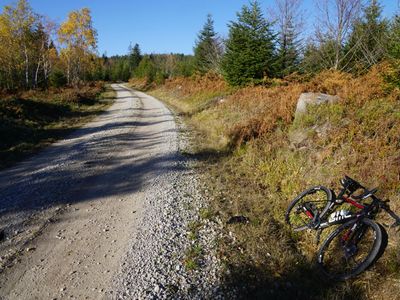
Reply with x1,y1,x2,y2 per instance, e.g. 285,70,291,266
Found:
286,187,331,230
293,225,308,232
318,219,382,280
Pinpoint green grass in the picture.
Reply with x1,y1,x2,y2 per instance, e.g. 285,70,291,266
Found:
143,72,400,299
208,99,400,299
184,244,203,271
0,84,115,169
199,208,213,220
184,258,199,271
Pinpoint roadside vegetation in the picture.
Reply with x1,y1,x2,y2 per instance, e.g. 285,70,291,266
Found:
135,61,400,300
132,65,400,299
129,0,400,299
0,84,115,169
1,0,399,298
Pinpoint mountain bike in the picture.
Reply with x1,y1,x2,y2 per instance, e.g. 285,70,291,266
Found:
285,176,400,280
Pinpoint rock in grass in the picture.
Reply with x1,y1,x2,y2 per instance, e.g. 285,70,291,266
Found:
295,93,339,116
226,215,249,224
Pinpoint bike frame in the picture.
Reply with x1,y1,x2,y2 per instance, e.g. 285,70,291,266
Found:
318,196,369,229
289,177,400,280
306,194,371,231
293,178,400,232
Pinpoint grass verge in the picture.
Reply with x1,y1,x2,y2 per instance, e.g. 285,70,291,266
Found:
0,83,116,170
129,66,400,299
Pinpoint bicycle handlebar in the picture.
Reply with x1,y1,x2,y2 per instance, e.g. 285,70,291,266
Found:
380,200,400,227
387,209,400,227
337,176,371,200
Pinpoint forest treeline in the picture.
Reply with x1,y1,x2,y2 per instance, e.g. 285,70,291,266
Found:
112,0,400,87
0,0,399,91
0,0,99,90
195,0,400,86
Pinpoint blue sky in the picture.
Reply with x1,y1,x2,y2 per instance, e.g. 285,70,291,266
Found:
0,0,398,56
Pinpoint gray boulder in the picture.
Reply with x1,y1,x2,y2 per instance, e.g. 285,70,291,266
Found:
295,93,339,115
290,93,339,149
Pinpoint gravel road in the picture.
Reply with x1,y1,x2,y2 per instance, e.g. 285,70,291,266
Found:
0,85,222,299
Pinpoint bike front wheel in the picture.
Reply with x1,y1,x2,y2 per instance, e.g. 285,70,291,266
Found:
317,218,383,280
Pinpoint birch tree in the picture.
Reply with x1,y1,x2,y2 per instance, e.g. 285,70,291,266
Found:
58,8,97,86
0,0,58,90
315,0,362,70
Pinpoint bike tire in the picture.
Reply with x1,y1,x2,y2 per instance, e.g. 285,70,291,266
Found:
317,218,382,280
285,186,333,231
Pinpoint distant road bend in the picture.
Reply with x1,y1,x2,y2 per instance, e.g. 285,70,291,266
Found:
0,84,179,299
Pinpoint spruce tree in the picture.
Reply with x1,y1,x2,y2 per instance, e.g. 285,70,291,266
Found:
301,42,323,74
193,14,222,74
275,18,300,77
128,43,142,74
221,1,275,86
388,15,400,59
134,55,156,82
344,0,389,73
273,0,303,77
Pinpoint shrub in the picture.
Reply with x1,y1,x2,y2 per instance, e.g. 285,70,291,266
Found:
381,59,400,92
49,69,67,88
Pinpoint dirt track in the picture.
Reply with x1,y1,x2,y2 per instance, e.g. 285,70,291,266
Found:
0,84,178,299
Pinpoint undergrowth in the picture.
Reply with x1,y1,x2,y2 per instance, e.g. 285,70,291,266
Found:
129,65,400,299
0,83,115,169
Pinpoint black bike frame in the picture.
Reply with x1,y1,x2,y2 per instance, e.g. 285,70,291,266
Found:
313,195,370,230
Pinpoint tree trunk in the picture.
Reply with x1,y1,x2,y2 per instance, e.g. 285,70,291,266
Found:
34,61,41,88
67,55,71,85
24,46,29,88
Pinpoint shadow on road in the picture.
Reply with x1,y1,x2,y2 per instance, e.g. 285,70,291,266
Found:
0,87,183,230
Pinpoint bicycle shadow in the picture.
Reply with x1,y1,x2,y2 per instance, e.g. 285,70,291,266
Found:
219,261,367,299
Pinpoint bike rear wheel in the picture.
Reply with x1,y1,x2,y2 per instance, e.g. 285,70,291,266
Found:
285,186,333,231
317,218,382,280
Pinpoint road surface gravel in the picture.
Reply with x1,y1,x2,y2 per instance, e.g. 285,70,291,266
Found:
0,84,222,299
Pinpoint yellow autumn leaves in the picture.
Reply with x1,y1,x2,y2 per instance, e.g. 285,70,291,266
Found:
0,0,99,90
58,8,98,85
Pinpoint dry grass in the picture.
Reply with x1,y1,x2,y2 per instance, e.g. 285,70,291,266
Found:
223,83,303,146
130,72,229,113
0,83,114,169
141,64,400,299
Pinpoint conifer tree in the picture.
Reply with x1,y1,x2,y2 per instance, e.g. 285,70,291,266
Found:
273,0,303,77
388,14,400,59
134,55,156,82
275,20,299,77
128,43,142,74
301,41,324,73
193,14,222,74
221,1,275,86
344,0,389,72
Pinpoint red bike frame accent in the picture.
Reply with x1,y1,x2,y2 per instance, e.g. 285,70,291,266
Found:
342,196,365,210
305,210,314,219
303,196,365,220
341,228,352,242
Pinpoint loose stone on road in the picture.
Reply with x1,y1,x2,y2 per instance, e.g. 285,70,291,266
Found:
0,85,176,298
